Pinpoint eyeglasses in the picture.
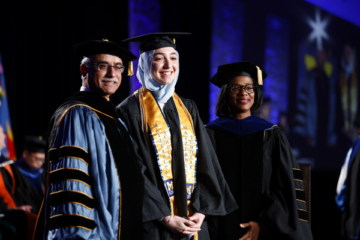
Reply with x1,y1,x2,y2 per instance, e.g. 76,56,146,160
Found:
227,84,256,94
90,62,125,73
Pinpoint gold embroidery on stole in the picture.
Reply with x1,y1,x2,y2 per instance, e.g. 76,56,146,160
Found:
135,87,198,218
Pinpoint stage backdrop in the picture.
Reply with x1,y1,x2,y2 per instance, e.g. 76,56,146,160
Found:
205,0,360,171
1,0,359,239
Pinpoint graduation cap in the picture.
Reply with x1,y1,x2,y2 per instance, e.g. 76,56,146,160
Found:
23,135,46,153
210,61,267,87
122,32,191,54
73,39,137,76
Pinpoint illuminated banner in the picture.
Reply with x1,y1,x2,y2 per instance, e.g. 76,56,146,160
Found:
0,54,16,160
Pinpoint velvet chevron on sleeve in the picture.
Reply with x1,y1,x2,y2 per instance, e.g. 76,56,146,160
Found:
34,91,143,240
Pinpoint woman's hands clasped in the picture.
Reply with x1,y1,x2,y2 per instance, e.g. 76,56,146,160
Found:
161,213,206,237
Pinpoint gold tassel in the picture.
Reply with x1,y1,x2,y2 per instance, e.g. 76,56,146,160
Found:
173,38,176,43
256,66,263,85
128,61,134,76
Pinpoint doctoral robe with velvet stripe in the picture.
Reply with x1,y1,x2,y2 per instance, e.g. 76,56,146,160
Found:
116,95,237,240
35,91,143,240
206,125,313,240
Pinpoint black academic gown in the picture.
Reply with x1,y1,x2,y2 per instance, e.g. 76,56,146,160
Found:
14,159,46,198
0,160,42,240
340,145,360,238
33,91,143,240
116,95,237,240
0,161,43,214
206,126,313,240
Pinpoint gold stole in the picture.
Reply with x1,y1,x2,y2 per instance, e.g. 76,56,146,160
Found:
135,87,198,239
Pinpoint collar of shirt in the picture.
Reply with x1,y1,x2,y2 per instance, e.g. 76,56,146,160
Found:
80,86,92,92
158,102,165,112
80,86,110,101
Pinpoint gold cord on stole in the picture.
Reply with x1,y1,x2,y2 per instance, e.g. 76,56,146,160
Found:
135,87,198,239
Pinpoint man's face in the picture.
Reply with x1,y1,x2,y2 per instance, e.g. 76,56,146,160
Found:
0,125,6,152
83,54,123,100
23,150,45,169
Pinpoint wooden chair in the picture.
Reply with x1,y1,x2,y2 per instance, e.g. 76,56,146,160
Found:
299,163,311,225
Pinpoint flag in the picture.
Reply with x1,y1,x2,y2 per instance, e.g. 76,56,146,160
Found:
0,54,16,160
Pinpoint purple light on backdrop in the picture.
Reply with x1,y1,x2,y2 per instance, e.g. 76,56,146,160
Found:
209,0,244,122
128,0,161,94
263,14,290,124
304,0,360,27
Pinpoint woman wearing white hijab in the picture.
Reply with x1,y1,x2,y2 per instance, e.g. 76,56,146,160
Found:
116,33,237,240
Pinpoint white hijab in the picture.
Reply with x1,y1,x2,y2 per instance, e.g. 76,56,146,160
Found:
136,49,180,103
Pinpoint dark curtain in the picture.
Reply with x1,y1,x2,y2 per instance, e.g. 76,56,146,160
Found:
0,0,214,157
0,0,130,157
160,0,212,120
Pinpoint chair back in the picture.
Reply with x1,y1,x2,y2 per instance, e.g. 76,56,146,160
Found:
299,163,311,225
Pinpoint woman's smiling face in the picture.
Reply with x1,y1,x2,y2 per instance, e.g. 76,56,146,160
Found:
227,76,255,117
151,47,179,85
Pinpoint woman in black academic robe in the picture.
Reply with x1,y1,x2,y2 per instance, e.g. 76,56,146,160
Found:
206,61,313,240
116,33,237,240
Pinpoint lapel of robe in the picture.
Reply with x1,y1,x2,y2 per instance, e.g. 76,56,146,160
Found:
164,97,188,218
93,105,143,240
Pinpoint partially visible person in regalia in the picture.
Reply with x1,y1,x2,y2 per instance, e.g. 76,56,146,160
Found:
336,116,360,240
0,125,40,240
15,135,46,197
206,61,313,240
33,39,144,240
116,32,237,240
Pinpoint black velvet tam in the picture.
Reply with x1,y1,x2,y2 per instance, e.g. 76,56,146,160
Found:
24,135,46,153
73,39,137,63
210,61,268,87
122,32,191,54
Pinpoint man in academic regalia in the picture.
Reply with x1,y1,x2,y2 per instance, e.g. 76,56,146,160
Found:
33,40,143,240
15,136,46,198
